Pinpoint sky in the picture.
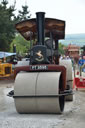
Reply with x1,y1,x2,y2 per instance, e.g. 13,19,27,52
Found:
8,0,85,34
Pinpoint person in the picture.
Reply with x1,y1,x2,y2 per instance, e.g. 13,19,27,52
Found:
0,59,2,64
78,56,85,72
3,57,6,63
78,57,83,67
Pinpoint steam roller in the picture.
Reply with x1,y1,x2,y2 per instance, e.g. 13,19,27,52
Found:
8,12,73,114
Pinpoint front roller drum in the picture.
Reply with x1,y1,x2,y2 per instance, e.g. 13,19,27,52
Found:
14,72,65,114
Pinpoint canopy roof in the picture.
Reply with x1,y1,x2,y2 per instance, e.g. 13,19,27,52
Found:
15,18,65,40
0,52,16,58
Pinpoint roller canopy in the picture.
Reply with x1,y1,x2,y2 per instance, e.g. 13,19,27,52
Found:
15,18,65,40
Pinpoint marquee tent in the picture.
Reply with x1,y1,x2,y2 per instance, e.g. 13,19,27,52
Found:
0,52,16,58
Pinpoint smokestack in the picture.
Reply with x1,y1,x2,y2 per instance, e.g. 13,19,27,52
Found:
36,12,45,45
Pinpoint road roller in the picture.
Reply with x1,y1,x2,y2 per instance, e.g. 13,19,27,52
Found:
8,12,73,114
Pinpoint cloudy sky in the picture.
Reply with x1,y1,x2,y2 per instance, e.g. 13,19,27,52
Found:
8,0,85,34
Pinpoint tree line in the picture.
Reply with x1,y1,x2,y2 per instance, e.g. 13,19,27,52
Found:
0,0,31,52
0,0,64,55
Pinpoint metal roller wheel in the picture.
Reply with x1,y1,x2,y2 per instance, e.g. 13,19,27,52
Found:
14,72,65,114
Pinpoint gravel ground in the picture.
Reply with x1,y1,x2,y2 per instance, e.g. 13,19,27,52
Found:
0,80,85,128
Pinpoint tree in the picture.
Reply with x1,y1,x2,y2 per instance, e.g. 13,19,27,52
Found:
17,5,31,21
0,0,16,51
0,0,31,51
10,34,31,55
59,42,65,55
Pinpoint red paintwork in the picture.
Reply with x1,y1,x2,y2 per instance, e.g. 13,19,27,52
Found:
73,77,85,89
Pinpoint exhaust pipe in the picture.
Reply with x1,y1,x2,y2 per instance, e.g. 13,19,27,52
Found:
36,12,45,45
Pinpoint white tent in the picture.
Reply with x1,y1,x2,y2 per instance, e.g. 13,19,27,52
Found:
0,52,16,58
